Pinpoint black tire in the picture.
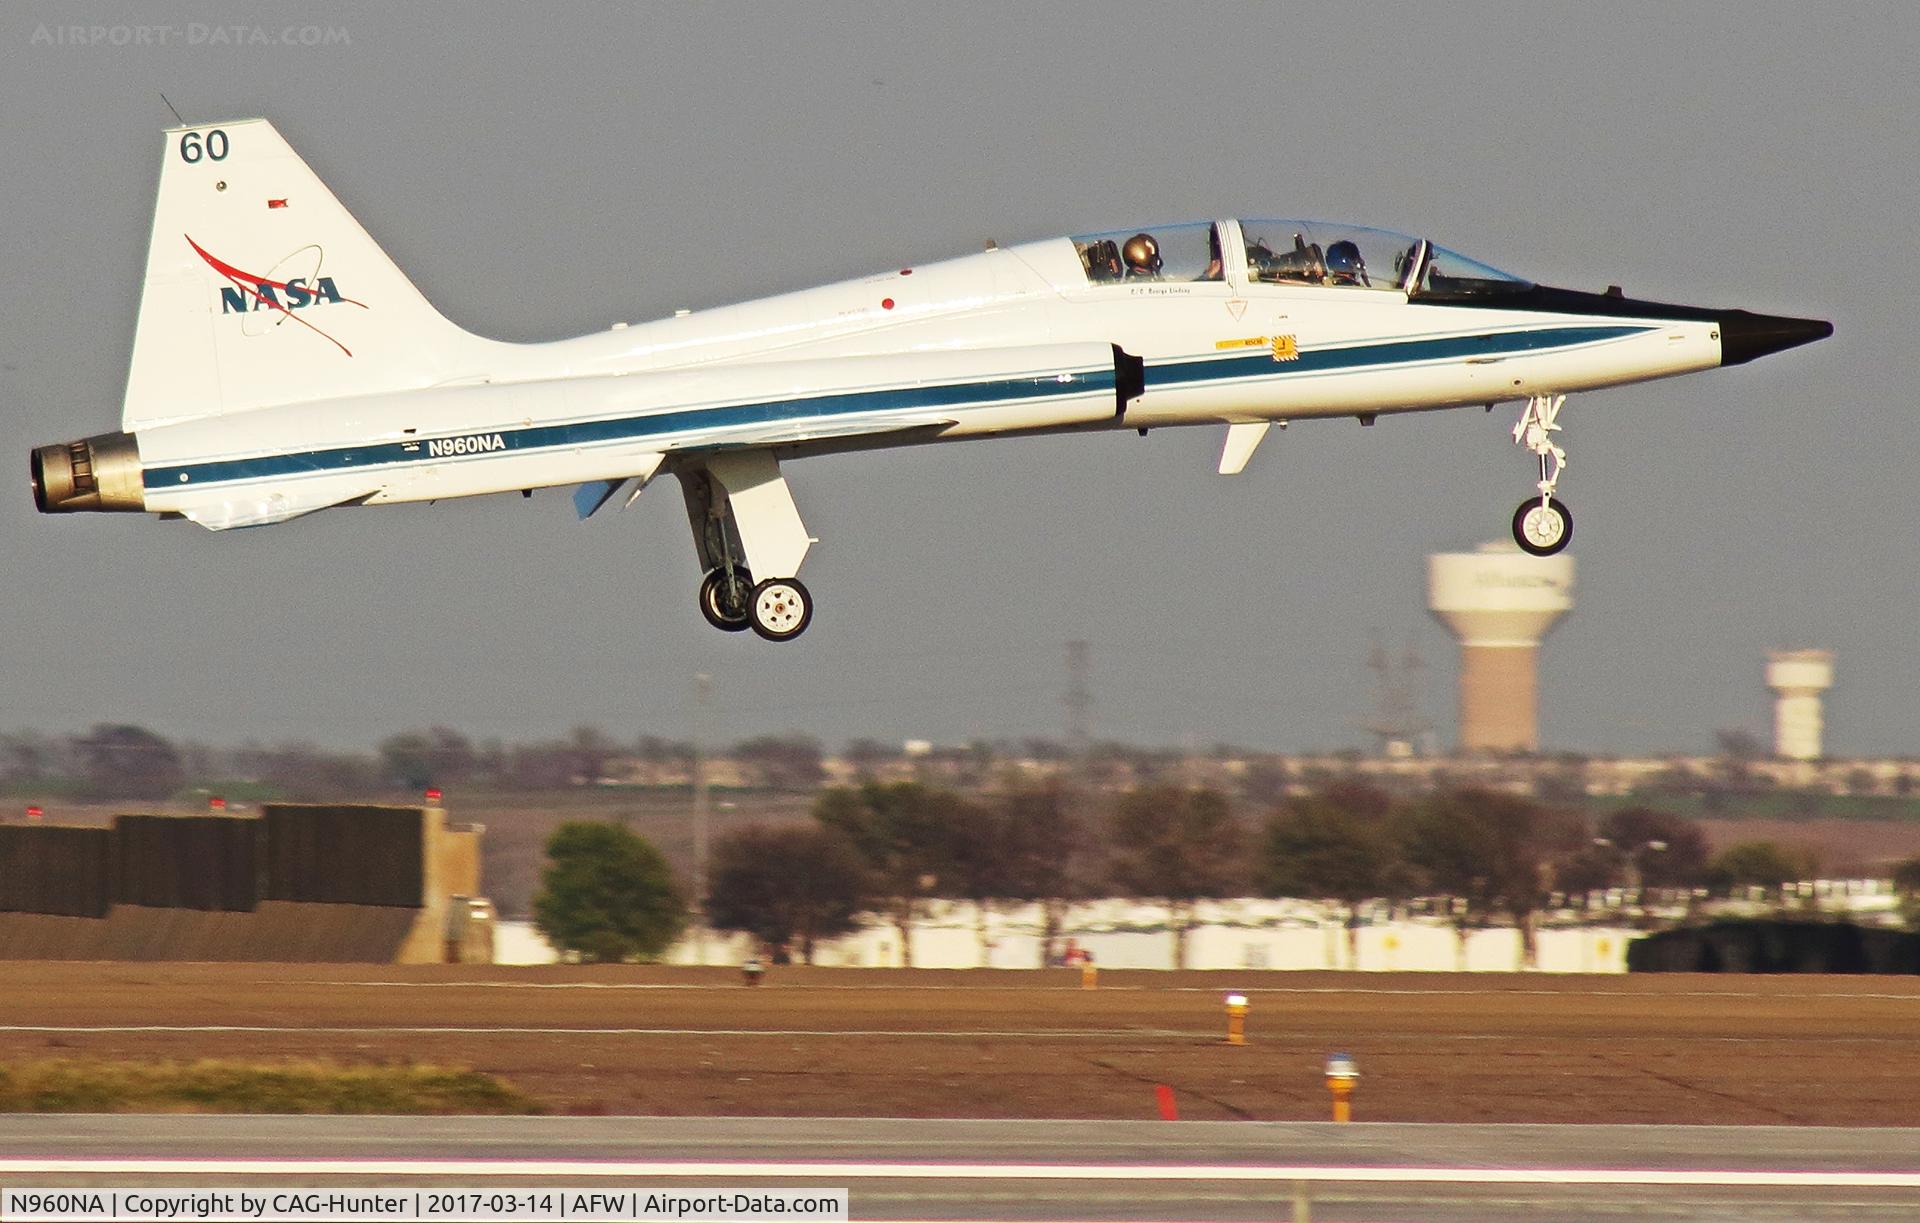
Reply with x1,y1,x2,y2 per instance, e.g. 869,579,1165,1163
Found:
748,577,812,642
1512,497,1572,556
698,568,753,632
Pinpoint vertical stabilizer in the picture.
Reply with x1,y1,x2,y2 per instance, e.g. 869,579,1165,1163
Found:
123,119,500,431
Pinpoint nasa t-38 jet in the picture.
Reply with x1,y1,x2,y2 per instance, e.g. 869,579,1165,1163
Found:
32,119,1830,641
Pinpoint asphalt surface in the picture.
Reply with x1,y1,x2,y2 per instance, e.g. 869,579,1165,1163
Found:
3,1116,1918,1221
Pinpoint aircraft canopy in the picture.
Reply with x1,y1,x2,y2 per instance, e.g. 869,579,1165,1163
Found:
1072,220,1531,297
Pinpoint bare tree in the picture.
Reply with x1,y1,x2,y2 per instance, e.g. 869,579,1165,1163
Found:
707,824,872,964
813,783,965,967
1107,786,1246,969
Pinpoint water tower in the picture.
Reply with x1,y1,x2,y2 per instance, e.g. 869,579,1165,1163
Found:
1427,542,1574,753
1766,649,1833,761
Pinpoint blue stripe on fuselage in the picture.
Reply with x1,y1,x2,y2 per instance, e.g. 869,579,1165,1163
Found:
144,366,1116,491
1147,324,1650,389
143,325,1652,492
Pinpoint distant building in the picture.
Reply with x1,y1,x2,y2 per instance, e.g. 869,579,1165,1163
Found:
1767,649,1834,761
1427,542,1573,753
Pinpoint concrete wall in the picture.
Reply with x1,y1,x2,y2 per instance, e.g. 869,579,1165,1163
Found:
0,805,488,963
0,825,111,917
112,814,261,911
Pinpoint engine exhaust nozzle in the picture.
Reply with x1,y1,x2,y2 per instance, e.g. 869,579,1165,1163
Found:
31,431,145,514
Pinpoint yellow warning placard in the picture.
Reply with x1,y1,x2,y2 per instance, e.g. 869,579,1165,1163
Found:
1215,336,1268,350
1271,334,1299,361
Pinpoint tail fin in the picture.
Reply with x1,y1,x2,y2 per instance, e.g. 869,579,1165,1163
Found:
123,118,501,431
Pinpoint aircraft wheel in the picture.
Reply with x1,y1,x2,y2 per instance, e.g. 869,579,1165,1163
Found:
1512,497,1572,556
749,577,812,642
699,568,753,633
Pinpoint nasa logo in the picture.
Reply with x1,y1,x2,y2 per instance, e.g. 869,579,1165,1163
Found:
427,433,507,458
219,277,344,314
187,235,368,356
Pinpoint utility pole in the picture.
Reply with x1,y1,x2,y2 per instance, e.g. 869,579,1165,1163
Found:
692,672,712,965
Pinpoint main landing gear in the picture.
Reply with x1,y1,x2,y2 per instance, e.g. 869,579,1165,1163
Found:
680,453,818,642
699,568,814,641
1510,393,1571,556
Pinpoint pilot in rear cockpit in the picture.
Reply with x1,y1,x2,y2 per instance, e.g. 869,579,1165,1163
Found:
1122,233,1162,279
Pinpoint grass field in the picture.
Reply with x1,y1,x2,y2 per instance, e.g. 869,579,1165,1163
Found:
0,1058,538,1114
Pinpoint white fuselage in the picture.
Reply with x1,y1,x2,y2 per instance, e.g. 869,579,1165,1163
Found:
131,223,1720,529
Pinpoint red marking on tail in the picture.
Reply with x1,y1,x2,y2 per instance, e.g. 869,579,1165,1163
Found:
1155,1083,1178,1121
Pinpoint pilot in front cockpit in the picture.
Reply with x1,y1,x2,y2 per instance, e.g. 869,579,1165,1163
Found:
1122,232,1162,279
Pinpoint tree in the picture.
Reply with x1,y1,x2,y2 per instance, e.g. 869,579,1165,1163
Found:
998,782,1091,968
706,825,871,964
1893,856,1920,895
378,727,475,791
942,783,1088,966
813,782,966,967
1398,789,1583,968
1257,784,1406,963
1601,806,1710,888
735,735,825,790
532,822,687,962
1107,786,1246,969
1707,841,1819,893
1893,856,1920,929
567,725,620,785
76,724,184,800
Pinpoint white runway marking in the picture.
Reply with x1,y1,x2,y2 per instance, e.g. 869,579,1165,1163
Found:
1,1158,1917,1188
3,1023,1910,1046
293,980,1920,1003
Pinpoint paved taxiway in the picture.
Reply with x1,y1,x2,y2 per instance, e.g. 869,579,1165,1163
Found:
4,1117,1918,1221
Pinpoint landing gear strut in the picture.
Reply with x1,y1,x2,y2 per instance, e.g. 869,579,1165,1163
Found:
1511,393,1571,556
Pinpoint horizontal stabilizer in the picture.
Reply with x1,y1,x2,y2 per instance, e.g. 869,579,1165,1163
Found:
573,478,629,520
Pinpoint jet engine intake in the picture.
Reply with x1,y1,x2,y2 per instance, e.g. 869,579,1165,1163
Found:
30,431,145,513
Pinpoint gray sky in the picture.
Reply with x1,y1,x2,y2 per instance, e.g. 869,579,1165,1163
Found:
1,1,1909,758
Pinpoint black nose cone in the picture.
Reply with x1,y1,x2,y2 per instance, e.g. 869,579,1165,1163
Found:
1718,310,1833,366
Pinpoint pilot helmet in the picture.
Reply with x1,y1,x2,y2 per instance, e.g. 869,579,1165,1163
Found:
1122,233,1162,274
1326,239,1367,284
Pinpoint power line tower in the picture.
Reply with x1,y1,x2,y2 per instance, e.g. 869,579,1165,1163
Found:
1064,640,1092,760
1362,631,1430,757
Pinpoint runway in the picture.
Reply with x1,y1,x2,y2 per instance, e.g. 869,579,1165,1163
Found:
3,1116,1918,1221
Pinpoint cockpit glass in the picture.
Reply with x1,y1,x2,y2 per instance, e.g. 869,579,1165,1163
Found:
1238,220,1531,296
1417,244,1533,296
1240,221,1417,291
1074,221,1225,285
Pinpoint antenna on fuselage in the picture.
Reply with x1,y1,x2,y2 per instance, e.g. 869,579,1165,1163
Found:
159,93,186,126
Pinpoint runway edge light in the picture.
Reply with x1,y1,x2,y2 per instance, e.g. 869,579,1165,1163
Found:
1225,992,1249,1046
1326,1051,1359,1123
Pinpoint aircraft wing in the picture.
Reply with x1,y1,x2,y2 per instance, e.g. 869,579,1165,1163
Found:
681,413,957,452
181,480,385,530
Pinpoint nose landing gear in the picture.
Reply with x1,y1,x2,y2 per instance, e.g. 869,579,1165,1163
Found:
1511,393,1571,556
